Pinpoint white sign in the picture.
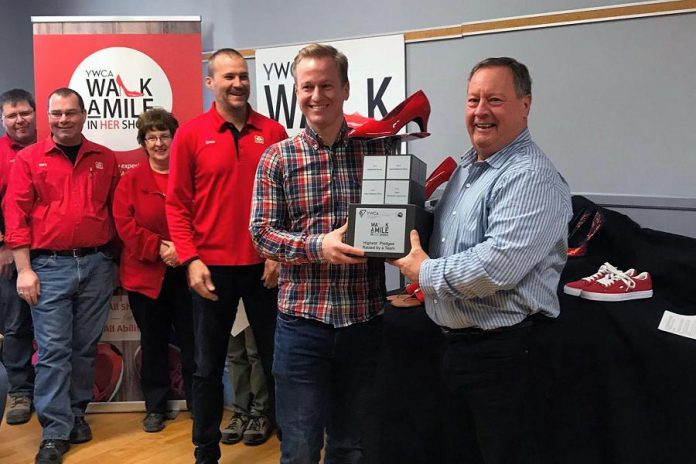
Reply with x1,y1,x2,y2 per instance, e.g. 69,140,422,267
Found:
69,47,173,151
353,206,407,253
255,35,405,137
658,310,696,340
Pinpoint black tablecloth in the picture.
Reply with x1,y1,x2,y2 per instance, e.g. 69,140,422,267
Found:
376,200,696,464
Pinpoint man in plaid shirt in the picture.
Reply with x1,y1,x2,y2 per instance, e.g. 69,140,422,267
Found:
250,43,386,463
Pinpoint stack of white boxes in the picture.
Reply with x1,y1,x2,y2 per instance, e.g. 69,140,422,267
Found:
360,155,427,206
347,154,433,258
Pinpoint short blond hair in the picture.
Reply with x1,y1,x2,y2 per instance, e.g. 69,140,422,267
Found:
292,44,348,85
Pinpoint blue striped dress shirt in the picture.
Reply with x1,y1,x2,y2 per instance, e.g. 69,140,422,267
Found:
419,129,572,330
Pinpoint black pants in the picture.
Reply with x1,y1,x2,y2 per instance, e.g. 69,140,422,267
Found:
442,320,542,464
128,267,195,414
191,264,277,463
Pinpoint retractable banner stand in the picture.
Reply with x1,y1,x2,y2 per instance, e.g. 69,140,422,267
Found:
32,16,203,412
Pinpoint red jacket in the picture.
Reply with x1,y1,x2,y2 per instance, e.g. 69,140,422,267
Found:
113,161,172,299
0,134,25,199
4,135,118,250
166,104,288,265
0,134,29,233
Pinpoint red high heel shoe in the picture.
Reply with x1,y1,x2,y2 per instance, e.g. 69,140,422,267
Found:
344,112,374,129
116,74,144,97
425,157,458,199
348,90,430,139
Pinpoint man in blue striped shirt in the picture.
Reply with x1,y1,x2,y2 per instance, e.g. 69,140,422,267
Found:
392,57,572,464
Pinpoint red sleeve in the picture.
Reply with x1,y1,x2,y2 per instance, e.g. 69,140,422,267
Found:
0,153,11,232
0,153,10,200
166,127,198,264
4,152,35,249
113,174,161,263
275,125,289,144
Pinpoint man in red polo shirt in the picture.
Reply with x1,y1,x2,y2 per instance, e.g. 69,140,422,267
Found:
166,48,287,464
4,88,119,464
0,88,37,426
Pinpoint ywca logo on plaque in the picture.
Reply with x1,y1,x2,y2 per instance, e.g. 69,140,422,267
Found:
69,47,173,151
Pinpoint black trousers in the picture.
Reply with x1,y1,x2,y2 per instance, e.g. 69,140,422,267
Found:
442,320,542,464
190,264,277,463
128,267,195,414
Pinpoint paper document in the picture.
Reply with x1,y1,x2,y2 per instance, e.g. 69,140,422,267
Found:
231,300,250,336
658,311,696,340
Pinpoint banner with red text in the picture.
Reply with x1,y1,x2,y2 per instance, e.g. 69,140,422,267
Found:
33,30,202,172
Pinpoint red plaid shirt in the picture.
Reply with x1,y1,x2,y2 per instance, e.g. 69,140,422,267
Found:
251,123,388,327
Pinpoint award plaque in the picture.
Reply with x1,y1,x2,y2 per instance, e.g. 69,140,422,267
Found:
347,153,432,258
346,203,433,258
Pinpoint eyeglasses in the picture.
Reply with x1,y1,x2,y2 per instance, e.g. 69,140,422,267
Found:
48,110,83,119
2,110,34,121
144,134,173,144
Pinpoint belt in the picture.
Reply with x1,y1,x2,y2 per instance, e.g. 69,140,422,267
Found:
31,245,108,259
441,313,547,336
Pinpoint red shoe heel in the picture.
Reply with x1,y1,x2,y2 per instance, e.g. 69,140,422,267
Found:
116,75,144,98
425,157,458,199
348,90,431,139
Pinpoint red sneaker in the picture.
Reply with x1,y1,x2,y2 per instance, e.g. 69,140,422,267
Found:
563,263,633,296
580,270,653,302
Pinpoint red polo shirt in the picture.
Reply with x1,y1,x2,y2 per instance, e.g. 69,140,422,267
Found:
166,103,288,265
4,135,119,250
113,161,170,299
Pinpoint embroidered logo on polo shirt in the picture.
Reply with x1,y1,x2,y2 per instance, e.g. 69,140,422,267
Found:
254,135,265,144
205,140,216,145
38,162,48,167
95,161,104,170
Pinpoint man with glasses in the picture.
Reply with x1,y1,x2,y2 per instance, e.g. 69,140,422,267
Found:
4,88,119,464
0,88,37,426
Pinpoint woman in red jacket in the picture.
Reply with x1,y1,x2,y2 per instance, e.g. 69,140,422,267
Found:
113,109,194,433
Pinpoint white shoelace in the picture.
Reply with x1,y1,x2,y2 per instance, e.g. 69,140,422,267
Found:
594,269,636,289
582,262,620,282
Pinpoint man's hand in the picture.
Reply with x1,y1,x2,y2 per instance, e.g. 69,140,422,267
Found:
261,259,279,289
159,240,179,267
187,259,218,301
17,268,40,305
389,230,429,283
321,223,367,265
0,245,14,279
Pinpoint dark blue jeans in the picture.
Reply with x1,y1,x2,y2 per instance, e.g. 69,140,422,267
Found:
31,252,114,440
274,312,383,464
191,264,277,464
0,360,8,425
0,274,34,397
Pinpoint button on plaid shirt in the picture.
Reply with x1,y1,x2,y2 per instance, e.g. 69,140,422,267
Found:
251,123,388,327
